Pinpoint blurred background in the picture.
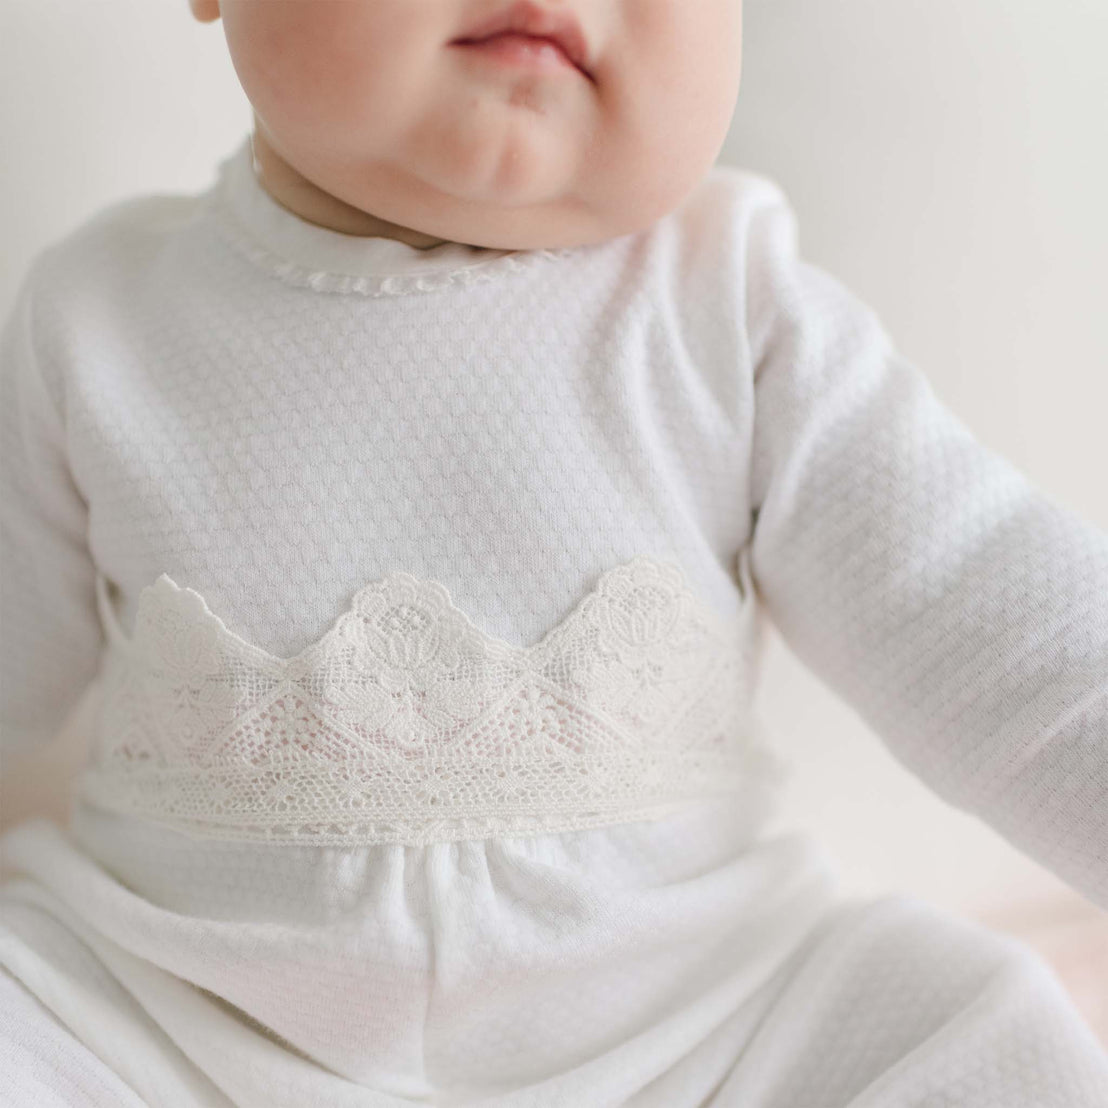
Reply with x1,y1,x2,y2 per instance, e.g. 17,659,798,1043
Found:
1,0,1106,1040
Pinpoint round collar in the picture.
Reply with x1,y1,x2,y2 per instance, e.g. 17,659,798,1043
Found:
205,136,576,298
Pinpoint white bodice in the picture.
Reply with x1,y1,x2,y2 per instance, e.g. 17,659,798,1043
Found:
77,549,787,846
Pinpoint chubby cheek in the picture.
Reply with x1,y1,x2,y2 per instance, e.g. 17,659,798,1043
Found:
589,22,740,221
222,0,410,142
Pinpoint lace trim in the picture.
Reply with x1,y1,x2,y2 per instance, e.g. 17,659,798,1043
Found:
80,554,781,845
205,186,578,299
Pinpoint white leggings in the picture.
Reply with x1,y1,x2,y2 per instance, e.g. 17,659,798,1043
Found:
0,966,148,1108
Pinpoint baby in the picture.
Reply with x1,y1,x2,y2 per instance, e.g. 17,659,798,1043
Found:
2,2,1107,1105
189,0,743,251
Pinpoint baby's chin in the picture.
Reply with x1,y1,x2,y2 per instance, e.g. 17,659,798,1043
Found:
385,93,712,250
278,96,685,253
408,94,591,197
398,178,643,254
367,134,623,252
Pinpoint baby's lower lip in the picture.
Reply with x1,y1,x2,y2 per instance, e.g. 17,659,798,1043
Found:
451,32,582,76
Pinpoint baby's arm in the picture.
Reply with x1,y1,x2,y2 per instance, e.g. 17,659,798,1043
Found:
744,185,1108,912
0,252,104,763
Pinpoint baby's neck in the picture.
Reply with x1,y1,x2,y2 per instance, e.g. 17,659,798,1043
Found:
250,127,453,250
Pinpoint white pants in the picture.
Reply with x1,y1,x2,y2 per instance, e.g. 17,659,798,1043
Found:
3,812,1108,1107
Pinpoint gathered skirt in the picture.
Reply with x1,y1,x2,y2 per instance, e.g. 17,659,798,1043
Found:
2,792,1107,1108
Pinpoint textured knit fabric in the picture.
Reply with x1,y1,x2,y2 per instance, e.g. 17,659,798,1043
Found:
1,136,1107,1106
0,966,150,1107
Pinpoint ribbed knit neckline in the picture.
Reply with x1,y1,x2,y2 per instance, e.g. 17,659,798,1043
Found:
205,136,578,298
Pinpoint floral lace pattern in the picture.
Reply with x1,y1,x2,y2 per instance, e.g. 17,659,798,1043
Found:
79,555,779,845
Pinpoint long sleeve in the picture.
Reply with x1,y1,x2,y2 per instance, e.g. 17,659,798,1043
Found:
0,254,103,762
745,185,1108,911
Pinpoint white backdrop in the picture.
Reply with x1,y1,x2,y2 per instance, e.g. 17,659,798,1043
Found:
2,0,1107,920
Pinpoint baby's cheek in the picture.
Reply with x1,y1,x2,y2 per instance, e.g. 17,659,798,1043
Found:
576,64,730,230
223,0,397,134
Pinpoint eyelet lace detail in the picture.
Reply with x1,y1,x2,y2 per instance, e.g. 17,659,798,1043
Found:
80,555,782,845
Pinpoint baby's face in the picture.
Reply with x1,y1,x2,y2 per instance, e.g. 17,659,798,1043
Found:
192,0,743,250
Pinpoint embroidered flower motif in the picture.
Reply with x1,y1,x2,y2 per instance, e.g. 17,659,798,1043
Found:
343,579,468,690
567,560,714,729
595,574,683,656
321,575,520,753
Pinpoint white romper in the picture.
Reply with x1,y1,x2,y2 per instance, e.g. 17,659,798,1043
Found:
1,137,1107,1107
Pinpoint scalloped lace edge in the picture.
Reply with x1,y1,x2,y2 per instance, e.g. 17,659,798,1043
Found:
82,554,778,844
